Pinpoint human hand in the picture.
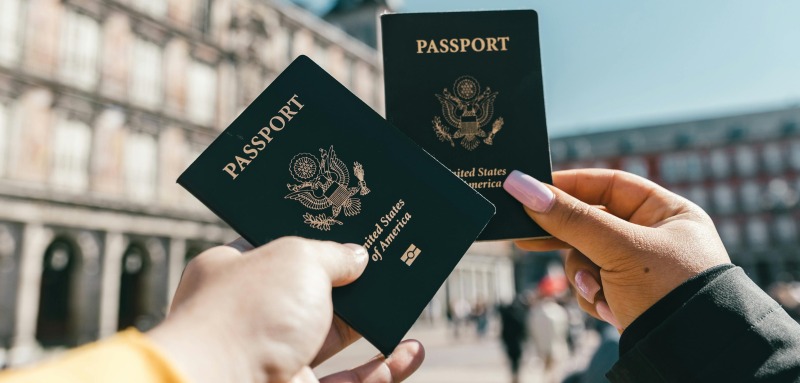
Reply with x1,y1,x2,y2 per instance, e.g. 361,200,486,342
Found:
504,169,731,330
147,237,425,383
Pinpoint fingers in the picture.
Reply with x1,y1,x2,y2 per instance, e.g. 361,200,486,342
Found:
311,316,363,367
562,249,623,330
290,367,319,383
514,206,607,252
514,237,572,252
319,340,425,383
255,237,370,287
551,169,688,225
562,249,601,304
322,243,370,287
504,170,642,268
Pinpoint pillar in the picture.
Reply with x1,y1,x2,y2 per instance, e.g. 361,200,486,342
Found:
98,232,124,338
9,223,51,366
166,238,186,308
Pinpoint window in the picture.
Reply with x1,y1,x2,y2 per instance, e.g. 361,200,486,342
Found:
746,218,769,248
130,38,163,109
718,220,741,249
766,178,797,210
708,149,730,179
51,118,92,191
660,155,688,183
60,11,100,89
570,140,592,160
352,62,373,105
740,181,761,213
684,154,703,181
713,184,736,214
774,215,797,244
124,132,157,202
0,103,6,177
344,56,355,89
192,0,212,34
734,146,757,177
313,39,328,68
687,186,709,211
790,141,800,171
620,157,649,178
187,61,217,126
0,0,22,64
762,143,784,174
183,144,207,209
268,29,289,70
132,0,167,17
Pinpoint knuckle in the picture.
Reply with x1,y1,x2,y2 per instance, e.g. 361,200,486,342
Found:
183,249,215,276
273,235,306,248
272,236,317,258
559,198,592,228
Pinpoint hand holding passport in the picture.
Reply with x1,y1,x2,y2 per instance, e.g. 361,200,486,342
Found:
178,10,552,359
149,237,425,383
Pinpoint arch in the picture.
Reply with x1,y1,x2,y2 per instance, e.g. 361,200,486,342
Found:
117,243,152,331
35,237,81,347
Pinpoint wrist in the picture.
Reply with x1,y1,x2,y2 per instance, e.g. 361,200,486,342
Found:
147,312,256,383
618,263,735,354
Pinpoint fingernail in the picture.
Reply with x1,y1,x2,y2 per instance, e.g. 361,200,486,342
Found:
575,270,601,304
344,243,369,264
503,170,555,213
596,301,622,329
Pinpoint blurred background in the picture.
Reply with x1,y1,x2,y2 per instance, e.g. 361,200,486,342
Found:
0,0,798,382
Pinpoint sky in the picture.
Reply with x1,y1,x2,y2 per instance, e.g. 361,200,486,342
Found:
291,0,800,137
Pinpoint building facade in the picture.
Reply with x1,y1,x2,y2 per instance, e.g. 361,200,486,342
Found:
323,0,390,49
551,106,800,288
0,0,384,367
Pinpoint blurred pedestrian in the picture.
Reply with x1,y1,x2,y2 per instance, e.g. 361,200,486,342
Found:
450,297,472,339
506,168,800,381
529,275,570,383
472,298,489,338
562,322,619,383
499,294,529,383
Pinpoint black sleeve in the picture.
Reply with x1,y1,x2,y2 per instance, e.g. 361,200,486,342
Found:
608,265,800,382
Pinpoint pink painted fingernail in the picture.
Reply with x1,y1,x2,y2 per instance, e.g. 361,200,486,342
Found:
575,270,601,304
503,170,555,213
596,301,622,329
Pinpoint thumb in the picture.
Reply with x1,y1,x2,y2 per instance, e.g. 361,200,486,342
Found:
254,238,369,287
303,240,370,287
504,170,640,268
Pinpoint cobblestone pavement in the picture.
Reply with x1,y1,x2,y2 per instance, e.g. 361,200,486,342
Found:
314,322,600,383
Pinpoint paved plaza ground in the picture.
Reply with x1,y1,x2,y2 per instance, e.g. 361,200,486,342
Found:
314,322,600,383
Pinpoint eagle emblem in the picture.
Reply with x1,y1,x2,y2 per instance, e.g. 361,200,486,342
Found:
285,146,370,231
433,75,505,151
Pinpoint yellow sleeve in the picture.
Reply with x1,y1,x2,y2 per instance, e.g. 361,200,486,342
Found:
0,329,189,383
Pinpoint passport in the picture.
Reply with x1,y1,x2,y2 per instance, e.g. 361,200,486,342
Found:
381,10,553,240
177,56,495,356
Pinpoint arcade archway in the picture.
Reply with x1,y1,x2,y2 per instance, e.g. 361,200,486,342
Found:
35,238,80,347
117,244,151,330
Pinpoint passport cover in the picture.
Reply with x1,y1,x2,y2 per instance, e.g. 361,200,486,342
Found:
177,56,495,356
381,10,552,240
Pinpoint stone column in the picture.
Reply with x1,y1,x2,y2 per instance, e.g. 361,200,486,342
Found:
166,238,186,308
10,223,51,366
97,232,124,338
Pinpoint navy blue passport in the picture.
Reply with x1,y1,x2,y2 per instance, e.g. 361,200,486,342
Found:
382,10,553,240
177,56,495,355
